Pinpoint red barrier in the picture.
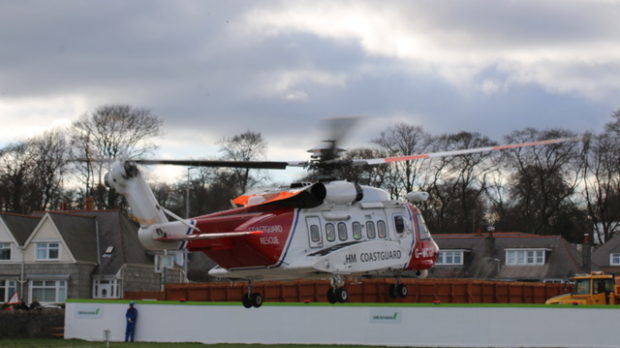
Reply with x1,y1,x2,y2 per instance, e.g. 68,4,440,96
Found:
138,278,571,304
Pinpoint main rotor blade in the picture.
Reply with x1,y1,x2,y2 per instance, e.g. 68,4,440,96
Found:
354,136,582,166
134,159,306,170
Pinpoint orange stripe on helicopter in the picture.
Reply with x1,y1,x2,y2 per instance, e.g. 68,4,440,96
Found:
232,191,300,207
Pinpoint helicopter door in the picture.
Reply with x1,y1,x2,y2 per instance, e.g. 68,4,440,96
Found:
305,216,323,249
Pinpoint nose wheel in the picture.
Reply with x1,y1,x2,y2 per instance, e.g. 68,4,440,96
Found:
389,282,408,298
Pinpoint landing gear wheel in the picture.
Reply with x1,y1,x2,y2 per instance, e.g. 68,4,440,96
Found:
242,293,253,308
335,287,348,303
389,284,398,298
389,283,408,298
326,288,338,304
251,292,263,308
397,284,408,298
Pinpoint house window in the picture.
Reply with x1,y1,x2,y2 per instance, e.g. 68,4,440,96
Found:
93,278,122,299
0,280,16,302
0,243,10,260
506,249,546,265
30,280,66,303
610,253,620,265
36,242,60,260
437,250,464,265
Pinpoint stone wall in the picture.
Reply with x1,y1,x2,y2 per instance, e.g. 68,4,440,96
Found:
0,309,64,338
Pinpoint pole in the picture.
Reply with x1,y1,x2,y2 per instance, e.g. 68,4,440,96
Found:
185,167,191,219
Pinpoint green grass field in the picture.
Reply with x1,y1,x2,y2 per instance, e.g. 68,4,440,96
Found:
0,340,430,348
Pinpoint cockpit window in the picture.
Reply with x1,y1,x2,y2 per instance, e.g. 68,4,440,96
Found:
417,213,431,240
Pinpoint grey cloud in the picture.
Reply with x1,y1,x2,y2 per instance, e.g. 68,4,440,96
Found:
0,0,617,156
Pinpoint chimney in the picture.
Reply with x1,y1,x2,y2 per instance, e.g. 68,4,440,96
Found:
582,232,592,273
85,196,95,211
485,228,496,258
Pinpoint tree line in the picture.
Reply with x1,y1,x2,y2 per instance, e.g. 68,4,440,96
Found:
2,104,620,244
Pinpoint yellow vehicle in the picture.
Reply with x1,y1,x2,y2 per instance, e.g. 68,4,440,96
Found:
546,272,619,305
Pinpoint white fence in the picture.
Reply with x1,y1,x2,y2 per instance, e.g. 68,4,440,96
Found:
65,301,619,347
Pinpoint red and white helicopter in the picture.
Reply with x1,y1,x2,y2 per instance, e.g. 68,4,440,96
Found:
103,119,575,307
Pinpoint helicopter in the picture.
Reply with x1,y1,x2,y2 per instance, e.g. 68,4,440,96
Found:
103,119,577,308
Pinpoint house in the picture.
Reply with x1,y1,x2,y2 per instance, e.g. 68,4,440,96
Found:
0,213,40,303
592,232,620,273
430,232,584,282
0,210,184,305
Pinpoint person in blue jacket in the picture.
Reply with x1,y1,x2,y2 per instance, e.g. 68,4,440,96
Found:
125,301,138,342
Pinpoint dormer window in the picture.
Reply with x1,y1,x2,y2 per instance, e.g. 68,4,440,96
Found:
610,253,620,265
437,250,464,265
0,243,10,260
506,249,546,265
36,242,60,260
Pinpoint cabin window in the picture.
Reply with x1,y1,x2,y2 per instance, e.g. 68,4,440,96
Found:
366,221,376,239
610,253,620,265
338,222,348,241
416,213,431,240
0,243,10,260
352,222,362,240
305,217,323,248
574,279,590,295
377,220,387,239
325,223,336,242
394,215,405,233
310,225,321,243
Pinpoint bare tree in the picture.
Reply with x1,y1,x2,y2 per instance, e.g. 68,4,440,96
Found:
338,147,391,187
0,130,68,213
495,128,582,238
219,131,267,194
424,132,497,234
373,123,432,198
71,104,162,208
582,111,620,243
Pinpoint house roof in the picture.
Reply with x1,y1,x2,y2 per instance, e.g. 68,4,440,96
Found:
431,232,583,280
0,213,39,246
592,232,620,271
47,213,98,263
48,210,153,274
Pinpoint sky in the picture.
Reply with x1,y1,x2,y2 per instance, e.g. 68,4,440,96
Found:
1,0,619,183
